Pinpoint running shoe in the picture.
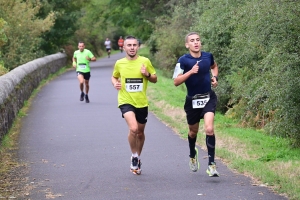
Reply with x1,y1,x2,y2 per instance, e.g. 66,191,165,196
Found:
85,94,90,103
189,147,199,172
206,162,220,177
80,92,85,101
135,159,142,175
130,157,141,175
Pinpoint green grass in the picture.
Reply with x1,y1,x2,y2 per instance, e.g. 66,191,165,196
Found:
145,50,300,200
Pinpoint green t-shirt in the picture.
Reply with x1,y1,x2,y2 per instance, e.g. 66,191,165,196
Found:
112,56,156,108
73,49,94,73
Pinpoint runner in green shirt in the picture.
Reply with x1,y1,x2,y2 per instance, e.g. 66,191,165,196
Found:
111,36,157,175
73,41,96,103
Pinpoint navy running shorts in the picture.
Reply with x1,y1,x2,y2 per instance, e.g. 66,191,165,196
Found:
184,90,217,125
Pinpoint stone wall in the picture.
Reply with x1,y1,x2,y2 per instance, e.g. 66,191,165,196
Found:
0,53,67,142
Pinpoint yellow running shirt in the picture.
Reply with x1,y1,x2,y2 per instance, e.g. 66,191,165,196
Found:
73,49,94,73
112,56,156,108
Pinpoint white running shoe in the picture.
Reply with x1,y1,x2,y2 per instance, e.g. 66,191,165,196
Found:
206,162,220,177
189,147,199,172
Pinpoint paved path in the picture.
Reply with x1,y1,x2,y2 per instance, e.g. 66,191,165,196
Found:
18,53,287,200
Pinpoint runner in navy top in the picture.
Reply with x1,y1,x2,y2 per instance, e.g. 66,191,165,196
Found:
173,32,220,177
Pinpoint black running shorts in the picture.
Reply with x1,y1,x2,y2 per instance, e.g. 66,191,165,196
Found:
184,90,217,125
119,104,148,124
77,71,91,80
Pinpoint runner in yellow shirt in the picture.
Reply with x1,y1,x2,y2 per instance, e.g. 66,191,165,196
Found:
73,41,96,103
111,36,157,175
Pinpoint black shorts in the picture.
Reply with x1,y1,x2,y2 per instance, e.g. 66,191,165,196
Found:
77,71,91,80
106,48,111,52
184,90,217,125
119,104,148,124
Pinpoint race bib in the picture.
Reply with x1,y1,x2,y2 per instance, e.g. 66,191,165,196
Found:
78,63,86,69
192,93,210,109
125,78,143,92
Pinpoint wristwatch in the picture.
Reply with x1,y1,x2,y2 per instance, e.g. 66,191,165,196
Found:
213,76,218,81
147,73,151,78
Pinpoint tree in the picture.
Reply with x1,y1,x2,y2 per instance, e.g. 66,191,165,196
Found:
37,0,91,54
0,0,55,70
102,0,172,41
0,18,8,75
225,0,300,145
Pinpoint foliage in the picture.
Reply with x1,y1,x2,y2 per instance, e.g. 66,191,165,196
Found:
151,0,300,145
226,0,300,145
0,18,7,48
0,0,55,70
73,0,118,57
103,0,173,41
0,63,8,76
150,0,199,74
189,0,246,113
37,0,91,54
0,18,8,75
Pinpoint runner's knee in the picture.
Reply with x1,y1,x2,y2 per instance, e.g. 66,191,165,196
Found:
205,126,214,135
129,127,138,136
136,132,144,139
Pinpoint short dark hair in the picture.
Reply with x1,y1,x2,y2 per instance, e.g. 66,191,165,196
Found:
78,41,85,44
125,35,136,40
185,32,200,42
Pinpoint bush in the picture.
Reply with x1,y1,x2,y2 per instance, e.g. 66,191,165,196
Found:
226,0,300,145
150,1,200,73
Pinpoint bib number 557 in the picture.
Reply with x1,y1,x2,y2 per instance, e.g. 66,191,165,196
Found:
126,83,143,92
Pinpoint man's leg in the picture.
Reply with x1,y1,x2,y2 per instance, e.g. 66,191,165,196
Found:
204,112,219,177
123,111,144,174
136,122,146,156
188,123,200,172
84,79,90,103
84,79,89,95
77,74,85,101
203,112,215,164
123,111,141,155
77,74,84,91
188,123,199,157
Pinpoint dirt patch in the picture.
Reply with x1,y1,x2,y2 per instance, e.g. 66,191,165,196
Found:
0,158,30,199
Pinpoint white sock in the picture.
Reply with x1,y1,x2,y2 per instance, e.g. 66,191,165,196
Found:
132,152,138,158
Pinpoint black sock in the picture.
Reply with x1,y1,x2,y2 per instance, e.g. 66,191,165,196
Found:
206,135,215,165
188,135,197,158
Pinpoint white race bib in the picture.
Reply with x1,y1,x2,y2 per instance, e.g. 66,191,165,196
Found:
192,93,210,109
79,63,86,69
125,78,143,92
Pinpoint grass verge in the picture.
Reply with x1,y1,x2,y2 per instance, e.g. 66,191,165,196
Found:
140,47,299,200
147,68,299,200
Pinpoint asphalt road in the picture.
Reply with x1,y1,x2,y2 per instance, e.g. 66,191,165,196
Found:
17,52,287,200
